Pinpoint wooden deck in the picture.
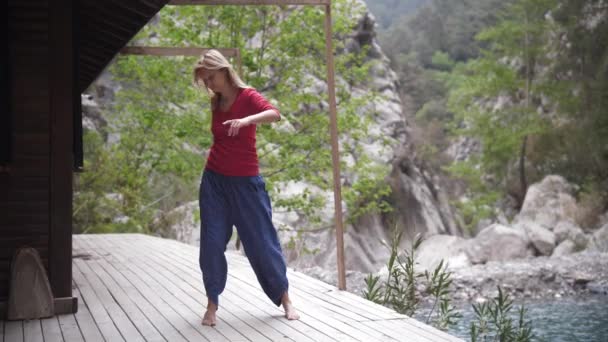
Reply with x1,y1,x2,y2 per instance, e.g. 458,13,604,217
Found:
1,234,463,342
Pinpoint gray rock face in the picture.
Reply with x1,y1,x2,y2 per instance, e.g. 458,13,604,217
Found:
279,213,394,274
553,220,588,250
591,223,608,252
415,234,470,271
445,136,480,162
465,224,533,264
515,175,578,229
159,201,200,246
388,148,461,240
271,1,460,275
517,221,556,256
598,210,608,228
552,240,577,257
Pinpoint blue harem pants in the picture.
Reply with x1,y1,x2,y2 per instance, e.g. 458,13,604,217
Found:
198,168,289,308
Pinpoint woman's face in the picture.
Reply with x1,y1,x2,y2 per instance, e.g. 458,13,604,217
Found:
199,68,229,94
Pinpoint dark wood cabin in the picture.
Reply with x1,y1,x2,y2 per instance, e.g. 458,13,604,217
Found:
2,0,169,316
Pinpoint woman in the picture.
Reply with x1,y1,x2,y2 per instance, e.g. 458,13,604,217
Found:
193,49,300,326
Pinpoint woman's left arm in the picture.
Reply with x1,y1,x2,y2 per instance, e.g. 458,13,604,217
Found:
223,109,279,136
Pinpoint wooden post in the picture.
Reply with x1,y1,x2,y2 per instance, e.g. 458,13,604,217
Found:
49,0,75,300
324,2,346,291
236,48,243,80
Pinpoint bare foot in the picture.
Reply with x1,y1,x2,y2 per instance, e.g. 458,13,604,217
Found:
202,300,217,326
281,292,300,320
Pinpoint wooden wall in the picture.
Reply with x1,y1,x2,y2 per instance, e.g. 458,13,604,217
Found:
1,0,74,302
1,0,52,300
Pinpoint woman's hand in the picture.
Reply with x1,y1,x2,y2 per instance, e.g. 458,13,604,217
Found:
222,117,252,136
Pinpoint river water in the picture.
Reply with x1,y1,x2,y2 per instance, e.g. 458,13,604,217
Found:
416,295,608,341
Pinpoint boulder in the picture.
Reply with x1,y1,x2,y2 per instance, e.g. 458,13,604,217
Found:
552,240,577,257
416,234,470,271
590,223,608,252
515,175,578,230
517,221,556,256
553,220,588,249
466,224,533,264
598,211,608,229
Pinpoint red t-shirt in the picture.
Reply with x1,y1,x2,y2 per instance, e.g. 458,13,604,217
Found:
205,87,279,176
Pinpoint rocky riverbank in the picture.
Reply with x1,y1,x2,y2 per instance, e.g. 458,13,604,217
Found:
448,250,608,301
297,248,608,305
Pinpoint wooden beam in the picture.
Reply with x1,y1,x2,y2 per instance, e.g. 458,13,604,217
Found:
49,0,75,301
120,46,239,57
323,4,346,291
170,0,329,5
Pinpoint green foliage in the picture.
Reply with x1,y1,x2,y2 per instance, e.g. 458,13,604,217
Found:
363,235,536,340
424,260,462,330
363,273,384,304
444,0,561,217
470,287,534,342
380,0,511,68
74,1,393,236
444,160,501,235
362,232,460,330
545,0,608,185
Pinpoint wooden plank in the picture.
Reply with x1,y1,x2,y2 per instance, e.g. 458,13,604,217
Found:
125,235,361,341
5,320,24,342
13,134,49,156
57,313,85,342
92,259,212,342
75,237,240,342
111,235,358,342
79,235,255,342
75,235,463,342
110,237,331,342
281,269,405,320
73,259,144,341
49,0,74,300
126,236,346,339
227,256,378,319
81,250,191,342
92,235,311,342
169,0,330,5
228,246,454,341
360,320,436,342
136,235,454,342
72,263,126,342
1,0,10,169
72,285,105,342
139,259,334,342
244,259,459,341
23,319,44,342
120,46,239,57
40,317,63,342
224,263,389,341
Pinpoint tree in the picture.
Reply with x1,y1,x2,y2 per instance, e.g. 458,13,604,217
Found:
447,0,557,209
547,0,608,184
74,1,393,237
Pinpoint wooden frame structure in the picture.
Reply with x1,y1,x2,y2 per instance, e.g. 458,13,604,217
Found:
151,0,347,290
2,0,345,320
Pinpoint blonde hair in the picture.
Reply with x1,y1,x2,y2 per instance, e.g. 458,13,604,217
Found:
193,49,248,105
